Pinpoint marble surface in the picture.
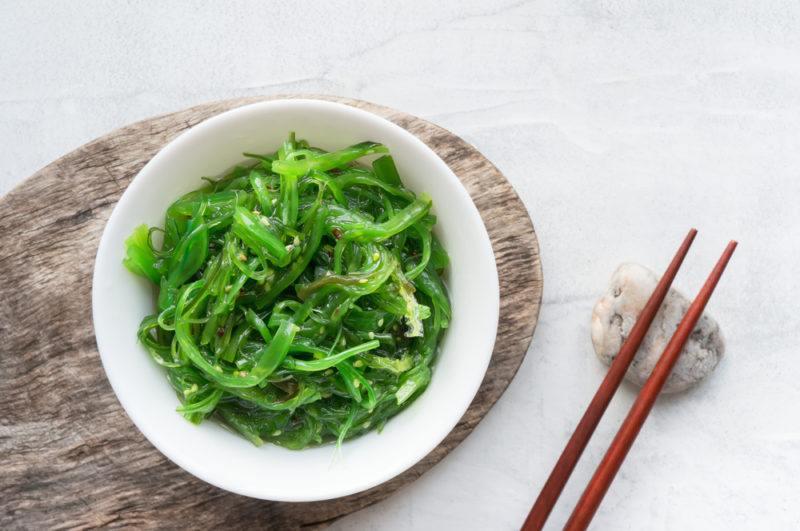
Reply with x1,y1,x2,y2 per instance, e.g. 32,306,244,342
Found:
2,1,798,529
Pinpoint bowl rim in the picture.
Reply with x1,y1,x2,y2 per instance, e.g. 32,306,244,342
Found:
92,98,499,501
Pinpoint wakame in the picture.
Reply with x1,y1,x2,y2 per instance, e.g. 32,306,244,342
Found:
123,134,451,449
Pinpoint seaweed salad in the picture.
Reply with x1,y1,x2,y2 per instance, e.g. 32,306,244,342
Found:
122,134,451,449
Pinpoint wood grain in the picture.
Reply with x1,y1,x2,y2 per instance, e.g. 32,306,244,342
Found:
0,95,542,530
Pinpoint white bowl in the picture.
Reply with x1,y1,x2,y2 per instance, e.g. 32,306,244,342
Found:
92,99,499,501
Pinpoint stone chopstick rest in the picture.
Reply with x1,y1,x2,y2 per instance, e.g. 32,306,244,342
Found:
591,262,725,393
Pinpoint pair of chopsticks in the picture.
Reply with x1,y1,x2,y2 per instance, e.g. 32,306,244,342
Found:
522,229,736,530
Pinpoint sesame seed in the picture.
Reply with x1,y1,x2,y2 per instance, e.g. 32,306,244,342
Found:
293,236,300,246
239,371,248,377
271,430,282,436
372,252,380,261
285,244,294,252
238,253,247,261
354,359,364,368
368,332,375,339
362,421,370,429
324,369,334,376
353,379,361,388
224,285,232,293
271,198,277,205
358,278,368,284
214,364,223,372
378,318,384,327
260,217,271,226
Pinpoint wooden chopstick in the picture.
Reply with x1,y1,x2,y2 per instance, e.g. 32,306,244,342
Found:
521,229,698,531
564,240,738,530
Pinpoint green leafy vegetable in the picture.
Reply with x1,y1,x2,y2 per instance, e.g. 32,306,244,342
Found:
125,134,450,449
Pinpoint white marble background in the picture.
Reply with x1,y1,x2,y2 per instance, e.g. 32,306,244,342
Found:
3,1,799,529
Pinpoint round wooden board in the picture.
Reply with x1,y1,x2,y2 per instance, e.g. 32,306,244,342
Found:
0,96,542,529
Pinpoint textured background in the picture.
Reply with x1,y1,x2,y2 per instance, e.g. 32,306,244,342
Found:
2,1,798,529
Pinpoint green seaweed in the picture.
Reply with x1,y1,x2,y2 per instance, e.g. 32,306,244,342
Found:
125,134,450,448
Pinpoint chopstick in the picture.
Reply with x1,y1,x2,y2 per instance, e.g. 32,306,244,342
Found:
564,240,737,530
521,229,698,531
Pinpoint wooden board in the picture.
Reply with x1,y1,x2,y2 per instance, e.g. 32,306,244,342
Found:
0,96,542,529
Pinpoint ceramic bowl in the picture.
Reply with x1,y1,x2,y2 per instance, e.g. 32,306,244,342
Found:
92,99,499,501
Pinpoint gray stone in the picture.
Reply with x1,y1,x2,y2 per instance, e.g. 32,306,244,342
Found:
591,262,725,393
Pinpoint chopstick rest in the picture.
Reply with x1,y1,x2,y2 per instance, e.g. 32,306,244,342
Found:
591,262,725,394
